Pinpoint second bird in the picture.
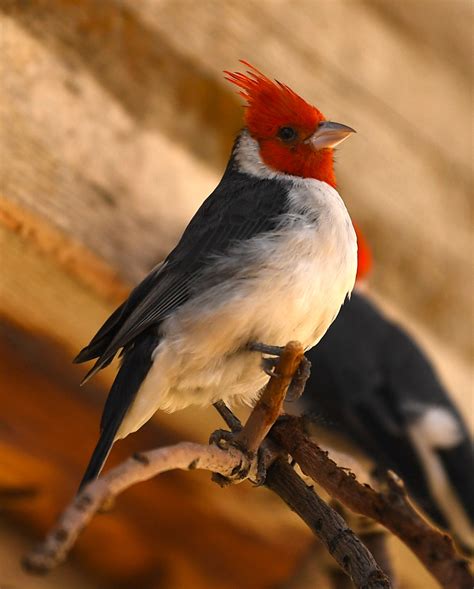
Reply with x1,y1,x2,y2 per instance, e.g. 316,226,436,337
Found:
75,61,357,489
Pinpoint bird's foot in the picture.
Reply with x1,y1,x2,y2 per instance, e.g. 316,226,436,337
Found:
209,429,253,487
208,429,286,487
209,428,239,449
250,439,284,486
261,356,280,377
285,356,311,401
250,342,284,378
250,341,311,400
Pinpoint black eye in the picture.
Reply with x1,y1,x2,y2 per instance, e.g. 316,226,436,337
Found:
278,126,297,142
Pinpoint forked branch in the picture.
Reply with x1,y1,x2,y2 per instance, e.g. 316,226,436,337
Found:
23,341,390,589
271,415,473,589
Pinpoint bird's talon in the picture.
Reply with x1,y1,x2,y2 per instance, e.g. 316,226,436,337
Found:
250,442,286,486
252,449,269,486
209,429,235,449
285,356,311,401
209,429,253,484
261,356,281,378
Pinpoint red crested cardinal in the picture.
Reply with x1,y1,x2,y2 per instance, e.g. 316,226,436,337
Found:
75,62,357,490
299,229,474,551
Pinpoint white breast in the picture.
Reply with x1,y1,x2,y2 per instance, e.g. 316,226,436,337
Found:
119,176,356,436
251,177,357,349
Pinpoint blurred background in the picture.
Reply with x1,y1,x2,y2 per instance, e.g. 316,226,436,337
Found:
0,1,472,587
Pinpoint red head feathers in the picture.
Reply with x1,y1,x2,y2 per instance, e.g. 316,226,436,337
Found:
225,61,355,186
224,61,324,139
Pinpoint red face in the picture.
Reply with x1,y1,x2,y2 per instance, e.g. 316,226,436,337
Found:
225,62,354,187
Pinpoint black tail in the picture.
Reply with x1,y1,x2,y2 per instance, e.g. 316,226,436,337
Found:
78,419,119,491
78,330,159,493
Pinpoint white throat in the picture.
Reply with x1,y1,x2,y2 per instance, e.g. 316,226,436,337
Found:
233,130,291,181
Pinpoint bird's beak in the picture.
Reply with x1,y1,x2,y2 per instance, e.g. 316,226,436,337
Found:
308,121,356,149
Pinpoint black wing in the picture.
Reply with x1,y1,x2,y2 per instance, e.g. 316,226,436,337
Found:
75,154,289,382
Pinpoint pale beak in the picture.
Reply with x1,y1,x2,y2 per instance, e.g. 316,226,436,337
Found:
308,121,356,149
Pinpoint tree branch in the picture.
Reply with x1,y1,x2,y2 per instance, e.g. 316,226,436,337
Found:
271,415,473,589
23,442,248,574
24,440,390,588
24,341,390,589
235,341,304,455
265,459,390,589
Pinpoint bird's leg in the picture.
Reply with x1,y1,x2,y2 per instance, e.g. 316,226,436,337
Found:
248,342,284,356
212,400,242,432
210,401,284,486
209,401,241,453
211,342,305,486
209,400,242,457
210,401,252,486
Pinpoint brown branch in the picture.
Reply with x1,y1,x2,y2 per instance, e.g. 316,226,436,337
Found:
235,341,304,455
23,442,248,573
24,342,391,589
271,416,473,589
215,395,391,588
265,459,390,589
359,532,397,588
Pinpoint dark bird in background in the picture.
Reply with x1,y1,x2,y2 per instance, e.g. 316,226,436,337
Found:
299,227,474,551
74,62,357,491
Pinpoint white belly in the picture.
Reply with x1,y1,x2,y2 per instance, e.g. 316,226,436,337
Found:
118,179,357,438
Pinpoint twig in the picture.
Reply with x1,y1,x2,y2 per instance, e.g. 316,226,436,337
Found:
359,532,397,588
23,442,249,574
25,342,391,589
235,341,304,455
215,401,390,588
24,342,303,574
265,459,390,589
271,416,473,589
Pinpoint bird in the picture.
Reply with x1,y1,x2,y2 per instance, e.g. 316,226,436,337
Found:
298,228,474,551
75,61,357,491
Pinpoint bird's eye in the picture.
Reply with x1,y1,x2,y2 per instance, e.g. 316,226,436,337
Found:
277,127,297,142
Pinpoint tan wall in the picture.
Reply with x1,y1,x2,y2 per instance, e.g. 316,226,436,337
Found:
0,2,472,588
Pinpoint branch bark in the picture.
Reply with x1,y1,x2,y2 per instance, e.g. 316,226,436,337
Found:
265,459,390,589
271,416,473,589
24,442,390,589
235,341,304,455
23,442,247,573
24,342,390,589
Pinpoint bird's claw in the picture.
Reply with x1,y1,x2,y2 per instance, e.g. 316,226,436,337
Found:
208,429,280,487
261,356,281,378
209,429,253,486
209,428,236,449
252,342,310,398
251,444,274,486
286,356,311,401
251,342,285,378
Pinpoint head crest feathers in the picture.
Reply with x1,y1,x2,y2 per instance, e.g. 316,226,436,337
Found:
354,224,373,281
224,61,324,138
